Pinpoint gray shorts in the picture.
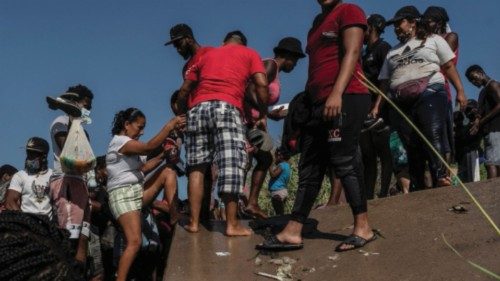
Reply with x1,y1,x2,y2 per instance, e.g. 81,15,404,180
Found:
484,131,500,166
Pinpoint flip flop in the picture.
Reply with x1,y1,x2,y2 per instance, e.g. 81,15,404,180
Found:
46,96,82,117
255,235,303,251
335,233,377,252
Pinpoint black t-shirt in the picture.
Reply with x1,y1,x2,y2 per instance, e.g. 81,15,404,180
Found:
478,83,500,133
362,39,391,87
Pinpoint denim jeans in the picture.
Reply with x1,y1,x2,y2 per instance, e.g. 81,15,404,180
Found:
405,84,449,188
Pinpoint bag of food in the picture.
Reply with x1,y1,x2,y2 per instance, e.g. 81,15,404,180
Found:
60,118,96,174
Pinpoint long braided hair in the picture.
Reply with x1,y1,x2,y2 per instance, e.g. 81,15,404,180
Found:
0,211,83,281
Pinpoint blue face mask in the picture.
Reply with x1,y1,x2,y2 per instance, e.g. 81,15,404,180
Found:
25,158,41,174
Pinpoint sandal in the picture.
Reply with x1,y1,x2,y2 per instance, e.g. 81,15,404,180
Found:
335,232,377,252
46,96,82,117
255,235,303,251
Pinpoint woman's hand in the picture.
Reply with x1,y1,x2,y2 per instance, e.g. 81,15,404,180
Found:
169,114,186,132
456,90,468,111
323,93,342,121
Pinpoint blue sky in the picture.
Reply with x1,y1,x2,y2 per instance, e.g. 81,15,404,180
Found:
1,0,499,198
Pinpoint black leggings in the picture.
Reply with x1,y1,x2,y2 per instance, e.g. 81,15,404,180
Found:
359,125,393,198
291,94,371,223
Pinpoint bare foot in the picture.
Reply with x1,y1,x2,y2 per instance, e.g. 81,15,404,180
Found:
245,205,268,219
183,223,200,233
226,224,252,236
275,232,303,245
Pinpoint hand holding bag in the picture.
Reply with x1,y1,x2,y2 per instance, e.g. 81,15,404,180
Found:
60,118,96,174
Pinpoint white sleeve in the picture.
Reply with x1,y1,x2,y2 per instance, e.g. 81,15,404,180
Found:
115,135,133,152
7,172,24,193
378,56,391,81
434,36,455,65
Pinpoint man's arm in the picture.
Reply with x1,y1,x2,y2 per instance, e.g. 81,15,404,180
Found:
54,131,67,152
470,82,500,135
369,79,389,117
5,189,21,211
176,79,197,115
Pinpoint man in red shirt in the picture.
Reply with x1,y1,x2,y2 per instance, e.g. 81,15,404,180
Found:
176,31,269,236
165,23,214,221
165,23,214,83
257,0,376,252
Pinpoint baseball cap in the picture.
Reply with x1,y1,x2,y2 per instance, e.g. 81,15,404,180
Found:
386,6,421,25
164,23,193,46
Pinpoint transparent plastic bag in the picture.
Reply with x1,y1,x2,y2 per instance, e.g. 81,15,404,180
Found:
60,118,96,174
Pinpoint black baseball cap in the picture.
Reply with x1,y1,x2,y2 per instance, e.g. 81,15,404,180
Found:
164,23,193,46
367,14,386,33
386,6,421,25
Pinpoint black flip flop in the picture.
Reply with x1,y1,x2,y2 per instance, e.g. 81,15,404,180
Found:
46,96,82,117
335,233,378,252
255,235,303,251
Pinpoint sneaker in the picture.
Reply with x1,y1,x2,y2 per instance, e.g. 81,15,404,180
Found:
46,96,82,117
362,116,385,132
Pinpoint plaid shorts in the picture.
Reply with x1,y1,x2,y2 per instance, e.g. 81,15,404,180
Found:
108,183,143,219
186,101,247,195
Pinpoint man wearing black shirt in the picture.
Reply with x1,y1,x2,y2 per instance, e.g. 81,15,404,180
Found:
360,14,393,198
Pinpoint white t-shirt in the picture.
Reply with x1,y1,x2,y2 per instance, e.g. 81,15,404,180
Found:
378,34,455,91
8,169,54,218
50,115,69,175
106,135,145,191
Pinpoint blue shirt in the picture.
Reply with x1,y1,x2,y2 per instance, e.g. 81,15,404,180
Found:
268,162,291,192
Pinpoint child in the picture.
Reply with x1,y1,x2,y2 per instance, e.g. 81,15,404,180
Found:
268,148,291,216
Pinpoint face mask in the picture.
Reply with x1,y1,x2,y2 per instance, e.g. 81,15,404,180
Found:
25,159,41,174
397,27,413,43
81,108,92,125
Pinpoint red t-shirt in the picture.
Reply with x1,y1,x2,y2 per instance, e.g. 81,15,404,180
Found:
306,3,368,101
182,46,214,79
186,44,265,111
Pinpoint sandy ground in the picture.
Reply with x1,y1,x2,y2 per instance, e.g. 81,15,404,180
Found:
164,178,500,281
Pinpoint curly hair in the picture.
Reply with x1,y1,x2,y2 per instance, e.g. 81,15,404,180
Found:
111,107,145,135
66,84,94,101
0,211,83,281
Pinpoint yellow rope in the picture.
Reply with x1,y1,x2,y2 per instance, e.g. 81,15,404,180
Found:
442,234,500,279
356,71,500,236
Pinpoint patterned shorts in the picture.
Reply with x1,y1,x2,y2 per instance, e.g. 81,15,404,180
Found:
186,101,247,195
108,183,143,219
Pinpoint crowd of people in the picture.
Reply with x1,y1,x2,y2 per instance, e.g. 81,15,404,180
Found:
0,0,499,280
